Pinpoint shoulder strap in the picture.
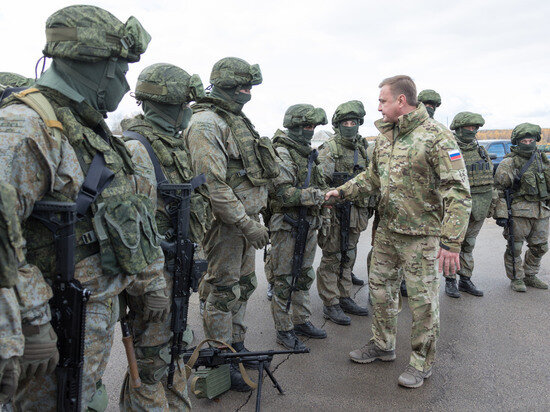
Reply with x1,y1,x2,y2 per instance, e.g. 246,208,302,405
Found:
513,151,537,191
123,130,168,186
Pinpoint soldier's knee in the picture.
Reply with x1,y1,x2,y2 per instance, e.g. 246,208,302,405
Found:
273,275,291,300
462,237,476,254
513,241,523,257
135,344,171,385
239,272,257,301
295,267,315,291
208,283,240,312
530,242,548,258
86,380,108,412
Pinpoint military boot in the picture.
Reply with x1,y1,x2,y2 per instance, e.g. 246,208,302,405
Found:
266,283,274,301
294,321,327,339
511,279,527,292
524,276,549,289
276,330,308,351
349,341,396,364
339,297,369,316
458,276,484,296
445,278,460,298
232,341,260,369
397,365,432,388
351,272,365,286
230,364,252,392
400,280,408,297
323,304,351,325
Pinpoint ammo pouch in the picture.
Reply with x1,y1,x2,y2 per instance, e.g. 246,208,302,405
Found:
190,364,231,399
93,194,162,276
255,136,280,180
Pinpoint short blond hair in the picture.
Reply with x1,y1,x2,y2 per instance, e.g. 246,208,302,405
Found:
379,75,418,106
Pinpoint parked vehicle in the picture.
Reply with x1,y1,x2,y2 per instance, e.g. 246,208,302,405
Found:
478,139,512,173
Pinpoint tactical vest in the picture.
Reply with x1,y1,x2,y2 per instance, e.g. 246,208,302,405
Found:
0,181,23,288
270,135,327,216
509,151,550,203
192,98,279,189
123,116,212,244
10,89,163,278
459,143,493,193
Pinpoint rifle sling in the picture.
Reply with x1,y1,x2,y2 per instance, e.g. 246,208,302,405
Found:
75,153,115,218
512,151,537,193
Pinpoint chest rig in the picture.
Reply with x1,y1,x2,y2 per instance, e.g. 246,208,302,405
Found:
459,143,493,193
509,150,550,202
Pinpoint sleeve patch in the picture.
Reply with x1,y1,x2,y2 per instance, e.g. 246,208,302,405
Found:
448,149,462,162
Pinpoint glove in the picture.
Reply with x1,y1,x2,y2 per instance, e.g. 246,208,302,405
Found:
322,196,339,207
236,217,269,249
20,323,59,381
0,357,20,404
300,188,325,207
143,288,170,322
495,218,508,228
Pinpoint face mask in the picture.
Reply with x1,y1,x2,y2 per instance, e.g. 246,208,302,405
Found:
339,123,359,139
288,127,314,146
425,106,435,118
210,85,250,110
143,101,191,135
456,128,477,143
517,140,537,154
233,91,252,106
180,107,193,130
103,60,130,113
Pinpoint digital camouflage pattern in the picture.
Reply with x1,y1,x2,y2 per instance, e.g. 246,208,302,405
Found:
283,104,328,129
209,57,262,88
0,73,34,89
268,129,327,331
316,131,372,305
494,143,550,281
449,111,485,130
184,88,268,345
0,87,165,409
339,104,471,252
510,122,542,144
417,89,441,107
43,5,150,63
331,100,366,126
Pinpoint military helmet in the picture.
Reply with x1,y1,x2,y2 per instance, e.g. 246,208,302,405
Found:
417,89,441,107
135,63,204,105
331,100,366,126
283,104,328,129
43,5,150,63
511,123,542,144
0,72,34,88
210,57,262,89
450,112,485,131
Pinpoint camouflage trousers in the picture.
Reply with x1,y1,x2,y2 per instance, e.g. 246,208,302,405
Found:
119,271,191,412
369,225,440,372
202,219,257,345
316,223,362,306
450,215,486,279
503,216,549,280
269,228,317,331
14,296,119,411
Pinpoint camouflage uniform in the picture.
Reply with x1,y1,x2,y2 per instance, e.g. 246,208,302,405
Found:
494,123,550,288
316,101,374,310
338,103,471,372
120,64,211,411
184,58,277,347
268,104,328,334
448,113,498,284
0,6,167,411
0,181,24,404
417,89,441,119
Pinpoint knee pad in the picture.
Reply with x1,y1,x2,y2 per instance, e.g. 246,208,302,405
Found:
86,380,108,412
461,237,476,254
239,272,258,301
135,344,171,385
295,267,315,291
208,283,240,312
530,242,548,258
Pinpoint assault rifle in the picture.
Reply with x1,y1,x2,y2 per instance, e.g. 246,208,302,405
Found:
183,346,309,412
31,201,90,412
284,149,318,312
159,176,209,389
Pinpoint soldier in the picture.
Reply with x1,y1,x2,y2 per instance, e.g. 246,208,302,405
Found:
445,112,496,298
0,181,24,405
185,57,278,391
316,100,371,326
0,6,168,410
120,63,212,411
494,123,550,292
268,104,329,350
326,75,471,388
417,89,441,119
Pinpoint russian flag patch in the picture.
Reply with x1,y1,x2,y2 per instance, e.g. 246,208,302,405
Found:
448,149,462,162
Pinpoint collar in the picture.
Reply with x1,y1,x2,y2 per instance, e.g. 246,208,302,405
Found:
374,103,430,140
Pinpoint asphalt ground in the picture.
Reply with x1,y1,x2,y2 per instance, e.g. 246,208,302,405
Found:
103,220,550,411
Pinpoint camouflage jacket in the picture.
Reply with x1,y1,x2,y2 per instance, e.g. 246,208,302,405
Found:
123,115,212,244
0,90,166,327
184,100,268,226
494,149,550,219
339,104,471,252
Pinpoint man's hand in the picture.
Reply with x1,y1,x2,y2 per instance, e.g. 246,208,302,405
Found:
495,218,508,227
20,323,59,381
0,357,20,404
437,248,460,277
325,189,340,201
236,217,269,249
143,288,170,322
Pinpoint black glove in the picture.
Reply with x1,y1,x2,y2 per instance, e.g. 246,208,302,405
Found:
20,323,59,381
495,218,508,228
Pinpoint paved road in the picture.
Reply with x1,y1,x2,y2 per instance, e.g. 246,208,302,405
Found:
103,220,550,411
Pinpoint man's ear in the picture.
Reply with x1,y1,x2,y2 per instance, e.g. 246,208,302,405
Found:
397,94,406,107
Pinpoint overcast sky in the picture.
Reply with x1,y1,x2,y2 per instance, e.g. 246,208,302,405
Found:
2,0,549,137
